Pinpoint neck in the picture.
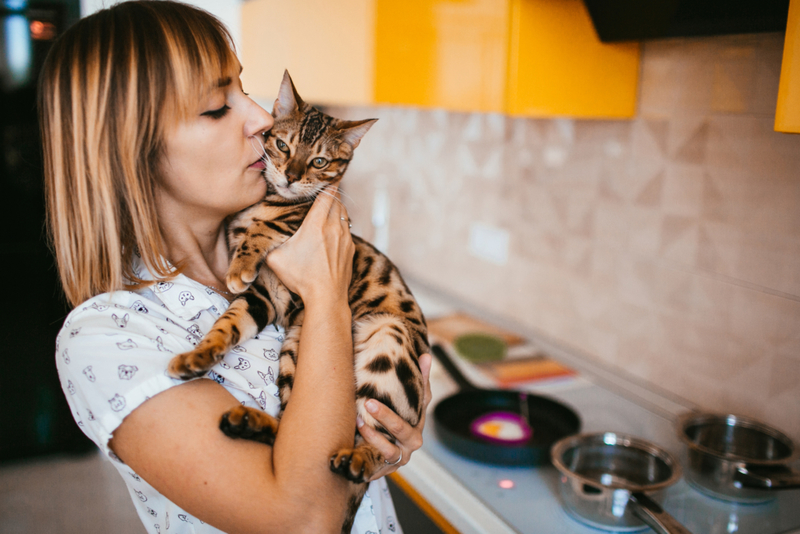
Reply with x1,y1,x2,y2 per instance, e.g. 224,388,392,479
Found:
155,197,232,291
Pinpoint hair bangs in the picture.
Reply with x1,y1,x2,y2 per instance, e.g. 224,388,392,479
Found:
155,3,240,122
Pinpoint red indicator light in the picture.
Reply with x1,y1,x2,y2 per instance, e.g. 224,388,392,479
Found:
498,479,515,489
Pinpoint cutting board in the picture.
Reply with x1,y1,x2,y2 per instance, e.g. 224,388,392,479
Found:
427,313,576,386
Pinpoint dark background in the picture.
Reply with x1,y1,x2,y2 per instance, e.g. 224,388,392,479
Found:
1,0,92,463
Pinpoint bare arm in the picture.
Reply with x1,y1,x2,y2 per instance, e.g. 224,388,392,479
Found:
110,188,357,534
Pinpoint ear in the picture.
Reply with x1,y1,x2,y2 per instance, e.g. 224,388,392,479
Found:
273,70,304,117
340,118,378,149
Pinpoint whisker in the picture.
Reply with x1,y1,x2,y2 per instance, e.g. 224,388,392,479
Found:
249,136,268,161
316,185,357,210
315,187,349,210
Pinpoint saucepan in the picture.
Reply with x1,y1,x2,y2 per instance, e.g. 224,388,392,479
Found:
551,432,693,533
677,412,800,503
431,344,580,466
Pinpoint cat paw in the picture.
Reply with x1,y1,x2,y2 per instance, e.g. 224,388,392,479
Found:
167,349,218,380
329,448,380,483
220,406,279,445
226,256,261,294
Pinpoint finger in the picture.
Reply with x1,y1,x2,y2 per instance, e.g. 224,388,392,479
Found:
365,399,422,451
419,353,433,411
357,416,402,463
305,185,338,226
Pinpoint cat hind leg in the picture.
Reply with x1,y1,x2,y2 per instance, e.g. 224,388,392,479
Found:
219,405,280,445
329,434,385,483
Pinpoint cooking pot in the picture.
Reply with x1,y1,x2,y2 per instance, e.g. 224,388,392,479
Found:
551,432,693,533
431,344,580,466
677,412,800,503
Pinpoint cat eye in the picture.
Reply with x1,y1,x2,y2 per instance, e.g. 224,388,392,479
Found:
311,157,329,169
276,139,289,153
201,104,230,120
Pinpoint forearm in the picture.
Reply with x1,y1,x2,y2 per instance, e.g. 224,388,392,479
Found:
270,296,356,520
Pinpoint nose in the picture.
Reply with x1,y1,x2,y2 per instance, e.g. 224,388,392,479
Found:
246,100,274,138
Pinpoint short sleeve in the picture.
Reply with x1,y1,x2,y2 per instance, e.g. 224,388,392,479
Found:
55,300,188,457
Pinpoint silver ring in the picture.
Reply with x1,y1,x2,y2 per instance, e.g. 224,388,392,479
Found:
340,217,352,228
385,449,403,466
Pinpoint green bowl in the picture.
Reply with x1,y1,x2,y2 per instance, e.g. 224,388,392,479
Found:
453,333,507,363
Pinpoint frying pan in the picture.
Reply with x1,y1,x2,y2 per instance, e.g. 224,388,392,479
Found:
431,344,581,466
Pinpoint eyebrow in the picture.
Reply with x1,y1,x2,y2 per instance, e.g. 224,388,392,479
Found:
216,66,243,88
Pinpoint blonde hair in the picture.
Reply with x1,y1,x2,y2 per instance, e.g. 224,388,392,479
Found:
39,1,239,308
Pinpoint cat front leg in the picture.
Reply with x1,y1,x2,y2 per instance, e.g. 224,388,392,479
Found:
227,221,291,294
167,283,278,379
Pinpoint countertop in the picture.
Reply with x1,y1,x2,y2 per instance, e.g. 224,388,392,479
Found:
396,281,800,534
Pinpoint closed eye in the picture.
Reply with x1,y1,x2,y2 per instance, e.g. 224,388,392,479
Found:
201,104,230,119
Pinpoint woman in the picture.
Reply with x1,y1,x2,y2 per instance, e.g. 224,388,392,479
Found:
39,2,431,533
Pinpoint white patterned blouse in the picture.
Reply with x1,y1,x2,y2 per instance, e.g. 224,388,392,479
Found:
55,254,401,534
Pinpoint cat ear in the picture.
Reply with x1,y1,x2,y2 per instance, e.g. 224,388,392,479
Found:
273,70,304,116
339,118,378,149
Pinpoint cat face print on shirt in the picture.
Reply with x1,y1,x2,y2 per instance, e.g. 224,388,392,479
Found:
156,282,173,292
82,366,96,382
117,339,137,350
131,300,149,314
112,313,130,328
108,393,126,412
118,365,138,380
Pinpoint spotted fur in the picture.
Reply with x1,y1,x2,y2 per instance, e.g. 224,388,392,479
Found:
167,71,428,533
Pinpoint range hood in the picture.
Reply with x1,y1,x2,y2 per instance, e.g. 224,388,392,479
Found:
583,0,791,42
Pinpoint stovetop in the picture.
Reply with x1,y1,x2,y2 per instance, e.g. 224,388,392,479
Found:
421,373,800,534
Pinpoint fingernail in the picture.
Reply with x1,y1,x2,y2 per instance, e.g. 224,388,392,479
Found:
366,400,378,413
356,416,365,428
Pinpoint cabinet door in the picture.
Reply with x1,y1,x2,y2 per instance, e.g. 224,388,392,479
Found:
776,0,800,133
240,0,375,106
506,0,640,119
374,0,510,113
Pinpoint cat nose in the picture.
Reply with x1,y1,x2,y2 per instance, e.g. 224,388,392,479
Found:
285,169,300,183
285,161,305,183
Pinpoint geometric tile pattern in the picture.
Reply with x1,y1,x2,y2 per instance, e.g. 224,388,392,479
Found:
326,32,800,442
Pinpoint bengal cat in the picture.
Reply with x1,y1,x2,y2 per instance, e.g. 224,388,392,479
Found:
167,71,428,532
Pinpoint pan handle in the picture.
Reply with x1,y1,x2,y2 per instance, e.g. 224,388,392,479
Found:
431,344,480,392
629,492,694,534
736,465,800,490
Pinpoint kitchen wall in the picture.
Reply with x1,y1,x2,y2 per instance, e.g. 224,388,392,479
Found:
80,0,242,49
328,32,800,442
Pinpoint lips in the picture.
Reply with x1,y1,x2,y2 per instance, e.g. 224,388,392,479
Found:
249,159,266,170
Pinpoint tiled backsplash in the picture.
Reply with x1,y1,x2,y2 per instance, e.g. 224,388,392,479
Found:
328,32,800,441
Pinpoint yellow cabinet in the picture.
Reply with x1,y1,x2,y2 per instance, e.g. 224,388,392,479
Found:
776,0,800,133
374,0,510,113
240,0,375,106
240,0,641,118
506,0,640,118
374,0,640,118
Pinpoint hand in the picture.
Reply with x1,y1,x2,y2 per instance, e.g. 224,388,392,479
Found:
357,353,433,481
265,186,354,304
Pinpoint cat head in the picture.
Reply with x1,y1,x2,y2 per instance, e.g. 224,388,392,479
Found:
262,70,376,202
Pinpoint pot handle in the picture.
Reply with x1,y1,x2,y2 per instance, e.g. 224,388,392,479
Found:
431,344,480,392
629,492,694,534
736,465,800,490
